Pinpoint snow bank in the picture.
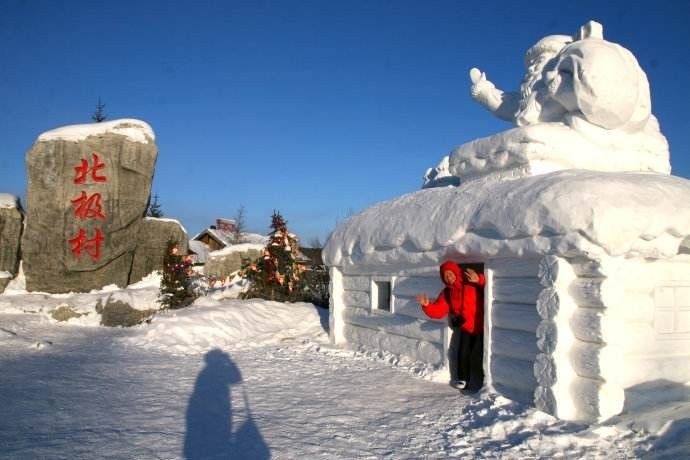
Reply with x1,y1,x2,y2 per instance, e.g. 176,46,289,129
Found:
204,274,251,299
124,298,327,355
324,170,690,268
37,119,155,144
1,270,326,353
430,390,684,459
0,272,162,326
0,193,19,209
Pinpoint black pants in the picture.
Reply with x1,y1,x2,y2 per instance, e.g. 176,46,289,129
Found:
457,330,484,391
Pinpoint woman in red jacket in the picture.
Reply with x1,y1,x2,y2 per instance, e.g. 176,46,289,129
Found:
416,260,486,393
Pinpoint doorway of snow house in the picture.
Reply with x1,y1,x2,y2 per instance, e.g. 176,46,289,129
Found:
447,262,485,393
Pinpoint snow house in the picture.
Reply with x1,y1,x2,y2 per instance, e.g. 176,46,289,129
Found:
322,21,690,423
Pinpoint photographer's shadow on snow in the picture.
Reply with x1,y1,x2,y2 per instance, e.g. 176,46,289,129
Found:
184,348,270,459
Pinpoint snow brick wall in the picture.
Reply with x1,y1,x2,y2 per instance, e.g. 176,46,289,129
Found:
329,268,447,369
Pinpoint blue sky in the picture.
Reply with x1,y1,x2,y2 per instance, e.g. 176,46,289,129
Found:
1,0,689,244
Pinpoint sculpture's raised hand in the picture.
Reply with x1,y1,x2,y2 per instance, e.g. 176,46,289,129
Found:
469,68,491,98
469,67,483,84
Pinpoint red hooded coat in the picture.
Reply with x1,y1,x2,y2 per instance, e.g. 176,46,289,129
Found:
422,261,486,335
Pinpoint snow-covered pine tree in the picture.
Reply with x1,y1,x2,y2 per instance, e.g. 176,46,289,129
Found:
240,211,305,301
160,240,195,309
147,193,164,218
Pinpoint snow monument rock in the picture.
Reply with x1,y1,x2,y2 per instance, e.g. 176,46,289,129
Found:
0,194,23,293
325,21,690,423
21,119,186,293
129,217,189,285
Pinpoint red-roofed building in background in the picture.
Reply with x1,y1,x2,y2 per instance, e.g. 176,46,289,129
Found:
189,218,268,265
215,218,236,234
193,218,237,252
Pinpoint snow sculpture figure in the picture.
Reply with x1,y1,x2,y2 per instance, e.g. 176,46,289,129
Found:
423,21,670,187
470,33,573,126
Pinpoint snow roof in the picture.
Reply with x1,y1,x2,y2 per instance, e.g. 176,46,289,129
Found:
193,228,234,247
37,119,155,144
323,170,690,269
0,193,19,209
188,240,211,261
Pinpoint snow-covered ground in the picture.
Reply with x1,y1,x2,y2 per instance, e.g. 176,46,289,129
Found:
0,277,688,459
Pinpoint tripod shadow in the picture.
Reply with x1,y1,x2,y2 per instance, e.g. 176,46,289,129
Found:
183,349,270,459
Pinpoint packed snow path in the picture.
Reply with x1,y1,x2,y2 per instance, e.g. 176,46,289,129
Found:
0,303,685,459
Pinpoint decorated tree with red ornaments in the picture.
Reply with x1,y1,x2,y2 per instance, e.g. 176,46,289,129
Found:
241,211,305,301
160,240,195,309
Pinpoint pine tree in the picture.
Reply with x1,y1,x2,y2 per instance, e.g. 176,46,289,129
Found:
160,240,195,309
147,193,164,218
92,98,107,123
240,211,305,301
231,205,246,244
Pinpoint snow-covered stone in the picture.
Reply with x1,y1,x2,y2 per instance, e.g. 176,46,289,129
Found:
21,119,162,293
204,243,264,279
130,217,189,284
0,194,23,293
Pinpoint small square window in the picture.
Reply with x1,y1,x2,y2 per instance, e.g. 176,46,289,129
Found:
373,280,392,312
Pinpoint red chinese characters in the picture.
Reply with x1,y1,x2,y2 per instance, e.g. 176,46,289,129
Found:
71,191,106,221
68,153,108,262
68,228,105,261
73,153,107,184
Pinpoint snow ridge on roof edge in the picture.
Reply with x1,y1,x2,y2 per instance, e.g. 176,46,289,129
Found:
323,170,690,268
